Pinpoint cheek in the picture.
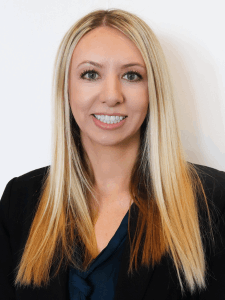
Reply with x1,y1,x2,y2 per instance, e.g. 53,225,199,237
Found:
69,79,94,125
69,85,84,111
140,89,149,113
69,82,93,106
128,92,149,127
69,94,92,127
130,89,149,113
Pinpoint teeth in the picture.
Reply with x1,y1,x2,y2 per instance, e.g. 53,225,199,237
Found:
94,114,126,124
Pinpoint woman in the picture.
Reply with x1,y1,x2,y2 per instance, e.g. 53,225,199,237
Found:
0,8,225,300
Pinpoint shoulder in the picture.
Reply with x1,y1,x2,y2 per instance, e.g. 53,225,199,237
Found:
1,165,49,205
0,165,50,232
189,162,225,188
188,162,225,216
7,165,49,208
13,165,50,187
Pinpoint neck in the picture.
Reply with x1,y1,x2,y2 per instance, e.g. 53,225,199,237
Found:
81,131,140,207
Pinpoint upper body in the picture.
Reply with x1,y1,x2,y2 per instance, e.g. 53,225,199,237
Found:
1,162,225,300
1,8,225,300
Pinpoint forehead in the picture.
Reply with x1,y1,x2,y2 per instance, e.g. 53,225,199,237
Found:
71,26,145,67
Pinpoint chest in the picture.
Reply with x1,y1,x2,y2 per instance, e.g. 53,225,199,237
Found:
94,207,129,254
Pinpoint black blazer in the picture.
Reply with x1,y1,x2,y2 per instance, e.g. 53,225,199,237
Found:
1,163,225,300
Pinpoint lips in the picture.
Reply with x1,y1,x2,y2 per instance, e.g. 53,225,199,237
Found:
92,114,127,130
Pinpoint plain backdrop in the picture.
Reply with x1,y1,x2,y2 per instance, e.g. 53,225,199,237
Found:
1,0,225,195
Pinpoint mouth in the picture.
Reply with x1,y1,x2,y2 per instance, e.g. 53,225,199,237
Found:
91,114,128,118
91,114,127,129
91,114,128,123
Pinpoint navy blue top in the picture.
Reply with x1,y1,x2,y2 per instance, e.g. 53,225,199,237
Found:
69,204,133,300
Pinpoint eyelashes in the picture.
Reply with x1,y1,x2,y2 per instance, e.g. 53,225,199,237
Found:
80,68,143,82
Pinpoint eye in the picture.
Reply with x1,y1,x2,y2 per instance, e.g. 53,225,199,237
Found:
80,69,143,82
80,69,99,81
124,71,142,82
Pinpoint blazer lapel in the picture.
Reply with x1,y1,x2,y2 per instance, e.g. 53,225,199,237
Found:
114,203,176,300
44,203,177,300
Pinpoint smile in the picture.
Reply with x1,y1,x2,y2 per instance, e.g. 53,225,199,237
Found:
93,114,127,124
92,115,127,130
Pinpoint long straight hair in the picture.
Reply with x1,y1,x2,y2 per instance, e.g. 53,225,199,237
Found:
14,8,217,296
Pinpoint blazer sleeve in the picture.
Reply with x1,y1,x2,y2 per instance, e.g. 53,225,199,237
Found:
0,177,17,300
202,185,225,299
194,166,225,299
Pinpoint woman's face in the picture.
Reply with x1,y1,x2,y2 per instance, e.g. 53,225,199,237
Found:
69,26,149,147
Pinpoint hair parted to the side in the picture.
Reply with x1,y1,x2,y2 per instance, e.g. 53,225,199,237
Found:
14,8,217,296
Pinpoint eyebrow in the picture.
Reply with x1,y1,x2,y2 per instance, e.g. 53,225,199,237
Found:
77,60,145,69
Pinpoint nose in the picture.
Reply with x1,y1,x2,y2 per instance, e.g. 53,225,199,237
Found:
101,73,124,106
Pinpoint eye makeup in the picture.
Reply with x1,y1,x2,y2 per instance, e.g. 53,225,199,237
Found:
79,68,143,82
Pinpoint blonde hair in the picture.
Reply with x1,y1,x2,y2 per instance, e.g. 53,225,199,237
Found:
14,8,217,296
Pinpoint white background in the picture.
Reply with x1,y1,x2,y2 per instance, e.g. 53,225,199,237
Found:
1,0,225,195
